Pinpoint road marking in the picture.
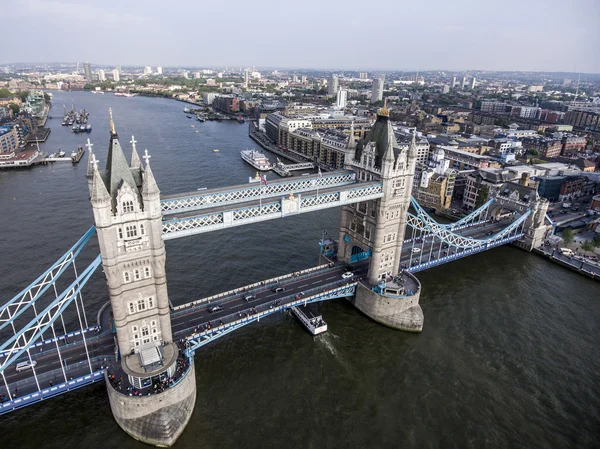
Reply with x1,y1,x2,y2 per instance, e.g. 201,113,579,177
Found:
298,284,309,288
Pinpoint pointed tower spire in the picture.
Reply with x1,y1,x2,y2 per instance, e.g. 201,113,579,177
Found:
130,135,141,169
408,129,417,159
85,138,95,179
90,153,110,203
104,108,138,208
142,149,160,196
109,107,116,136
347,121,356,150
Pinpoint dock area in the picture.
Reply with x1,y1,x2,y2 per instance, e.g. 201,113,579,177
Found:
291,304,327,335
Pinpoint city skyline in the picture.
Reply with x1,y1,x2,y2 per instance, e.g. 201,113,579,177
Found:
1,0,599,73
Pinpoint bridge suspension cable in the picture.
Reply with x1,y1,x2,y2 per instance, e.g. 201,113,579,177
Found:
0,227,96,334
0,255,101,375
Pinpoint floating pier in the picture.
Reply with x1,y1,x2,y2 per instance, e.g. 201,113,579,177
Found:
291,304,327,335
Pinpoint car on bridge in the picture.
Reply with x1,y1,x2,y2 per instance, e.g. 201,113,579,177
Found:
16,361,37,372
272,286,285,293
342,272,354,279
244,294,256,301
412,248,421,254
208,305,224,314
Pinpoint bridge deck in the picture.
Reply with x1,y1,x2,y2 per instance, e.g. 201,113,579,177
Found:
1,218,526,414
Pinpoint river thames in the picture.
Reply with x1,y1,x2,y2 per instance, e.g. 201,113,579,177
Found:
1,91,599,449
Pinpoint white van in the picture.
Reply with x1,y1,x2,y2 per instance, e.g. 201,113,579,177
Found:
16,360,37,372
559,248,575,257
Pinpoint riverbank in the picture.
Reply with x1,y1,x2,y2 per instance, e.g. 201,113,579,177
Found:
534,246,600,281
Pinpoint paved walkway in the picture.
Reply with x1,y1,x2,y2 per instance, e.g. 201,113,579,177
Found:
535,246,600,280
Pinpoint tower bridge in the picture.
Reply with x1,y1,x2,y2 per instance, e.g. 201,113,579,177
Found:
0,107,551,446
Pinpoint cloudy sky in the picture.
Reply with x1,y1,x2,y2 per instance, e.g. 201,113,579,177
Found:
2,0,599,73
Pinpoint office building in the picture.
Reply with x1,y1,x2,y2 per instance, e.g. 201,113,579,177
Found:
336,88,347,109
470,77,476,89
144,66,152,75
371,76,384,104
451,76,457,88
244,69,249,87
112,69,120,82
327,75,339,97
461,77,467,89
359,72,368,80
97,69,106,81
83,62,92,81
441,85,450,94
156,67,163,75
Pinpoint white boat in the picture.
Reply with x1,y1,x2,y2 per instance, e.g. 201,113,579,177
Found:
240,149,272,171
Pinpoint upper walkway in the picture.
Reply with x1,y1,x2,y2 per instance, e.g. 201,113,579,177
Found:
160,170,356,215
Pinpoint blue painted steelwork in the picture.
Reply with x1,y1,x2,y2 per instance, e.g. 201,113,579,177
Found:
350,248,371,263
0,255,102,373
405,206,531,249
161,170,357,215
0,370,104,415
185,283,357,356
0,227,96,333
407,233,525,273
446,198,494,229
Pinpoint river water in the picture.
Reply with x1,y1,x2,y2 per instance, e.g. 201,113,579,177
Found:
1,91,598,449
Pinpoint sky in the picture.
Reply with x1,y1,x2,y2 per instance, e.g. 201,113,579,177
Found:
1,0,599,73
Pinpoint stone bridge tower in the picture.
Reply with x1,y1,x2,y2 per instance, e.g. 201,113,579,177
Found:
88,110,196,447
338,106,424,332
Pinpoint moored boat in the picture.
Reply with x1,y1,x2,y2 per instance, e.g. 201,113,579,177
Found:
240,149,272,171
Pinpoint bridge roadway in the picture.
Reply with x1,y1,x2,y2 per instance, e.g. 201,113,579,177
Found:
1,218,516,406
1,263,367,403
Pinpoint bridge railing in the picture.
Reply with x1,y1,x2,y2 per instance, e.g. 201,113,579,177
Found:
1,358,105,415
184,282,358,354
173,263,334,311
408,233,525,273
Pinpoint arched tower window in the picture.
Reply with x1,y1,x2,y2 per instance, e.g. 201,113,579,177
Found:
122,200,134,214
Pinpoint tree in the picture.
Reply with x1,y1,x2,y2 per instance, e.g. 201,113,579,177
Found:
475,184,490,208
581,240,595,255
528,149,540,156
562,228,574,245
593,233,600,248
8,104,19,115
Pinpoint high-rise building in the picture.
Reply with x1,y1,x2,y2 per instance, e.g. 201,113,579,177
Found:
83,62,92,81
359,72,368,80
112,69,120,82
144,66,152,75
451,76,457,88
470,77,476,89
115,65,122,75
244,68,249,87
156,66,163,75
97,69,106,81
301,75,307,84
193,72,201,79
292,75,299,83
336,88,347,109
371,76,384,104
182,71,189,79
441,84,450,94
327,74,339,97
461,76,468,89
